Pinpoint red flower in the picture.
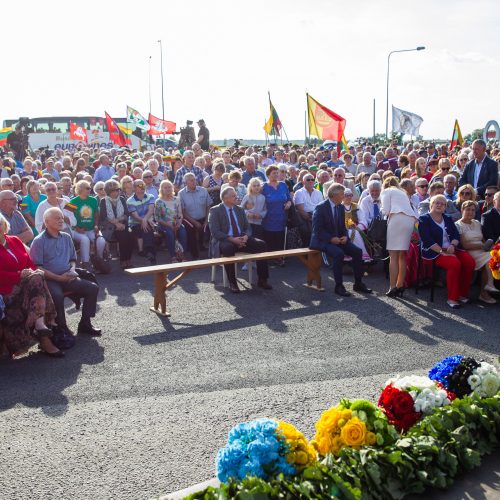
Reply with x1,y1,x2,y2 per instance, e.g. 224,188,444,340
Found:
391,391,415,417
378,384,422,432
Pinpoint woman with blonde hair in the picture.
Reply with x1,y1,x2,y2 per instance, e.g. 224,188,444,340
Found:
154,180,187,263
120,175,134,198
456,200,497,304
455,184,477,212
227,170,247,204
430,157,452,185
381,176,418,297
203,158,225,205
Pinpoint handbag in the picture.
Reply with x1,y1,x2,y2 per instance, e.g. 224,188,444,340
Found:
286,204,302,229
367,217,387,243
101,221,116,242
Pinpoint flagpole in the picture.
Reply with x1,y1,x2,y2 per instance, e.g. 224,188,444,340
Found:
304,111,307,147
148,55,152,115
306,93,310,146
264,120,268,147
158,40,165,121
373,98,376,144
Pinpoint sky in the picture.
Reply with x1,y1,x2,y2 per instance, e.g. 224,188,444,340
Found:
2,0,500,141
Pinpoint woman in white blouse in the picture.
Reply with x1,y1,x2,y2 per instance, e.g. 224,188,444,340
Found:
381,176,418,297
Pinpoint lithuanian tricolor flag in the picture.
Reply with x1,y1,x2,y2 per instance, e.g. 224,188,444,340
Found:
263,93,283,137
307,94,346,143
0,127,12,147
340,134,349,152
450,119,464,150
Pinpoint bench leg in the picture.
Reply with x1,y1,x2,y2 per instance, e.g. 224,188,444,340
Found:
299,252,325,291
222,265,228,287
150,272,171,317
248,261,253,284
211,265,216,282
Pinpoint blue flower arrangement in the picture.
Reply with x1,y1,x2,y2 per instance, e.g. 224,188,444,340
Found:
428,355,463,387
216,418,302,483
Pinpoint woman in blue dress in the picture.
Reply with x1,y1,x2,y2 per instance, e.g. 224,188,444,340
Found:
262,165,292,264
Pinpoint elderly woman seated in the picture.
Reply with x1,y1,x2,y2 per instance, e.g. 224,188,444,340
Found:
99,179,135,269
456,200,498,304
418,194,476,309
0,213,63,358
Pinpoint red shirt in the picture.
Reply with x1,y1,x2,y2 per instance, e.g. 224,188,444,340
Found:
0,235,36,295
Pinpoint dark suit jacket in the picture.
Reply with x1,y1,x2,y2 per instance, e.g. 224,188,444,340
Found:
208,203,249,242
310,199,348,251
459,156,498,197
481,208,500,242
418,213,462,259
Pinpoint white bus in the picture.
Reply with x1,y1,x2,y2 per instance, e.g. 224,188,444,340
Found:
2,116,143,150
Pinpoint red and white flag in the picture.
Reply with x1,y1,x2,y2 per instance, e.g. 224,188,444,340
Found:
147,113,176,135
69,123,88,142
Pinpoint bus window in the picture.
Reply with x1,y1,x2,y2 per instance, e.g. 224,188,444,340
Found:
35,122,50,132
51,122,69,133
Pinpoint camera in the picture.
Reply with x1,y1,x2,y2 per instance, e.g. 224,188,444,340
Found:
18,117,34,134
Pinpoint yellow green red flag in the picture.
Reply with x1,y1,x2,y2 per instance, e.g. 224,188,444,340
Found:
450,119,464,150
0,127,12,146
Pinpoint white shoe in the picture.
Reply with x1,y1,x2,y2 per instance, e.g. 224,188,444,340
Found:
242,264,248,271
447,300,461,309
484,285,499,294
458,296,471,304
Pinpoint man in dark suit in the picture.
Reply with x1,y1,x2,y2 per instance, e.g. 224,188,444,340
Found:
208,185,272,293
459,140,498,198
310,182,372,297
482,191,500,242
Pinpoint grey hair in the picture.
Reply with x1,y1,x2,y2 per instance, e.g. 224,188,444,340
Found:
444,174,456,183
326,182,345,199
43,206,63,223
0,212,10,233
220,185,236,200
182,149,194,158
367,180,382,190
183,172,196,182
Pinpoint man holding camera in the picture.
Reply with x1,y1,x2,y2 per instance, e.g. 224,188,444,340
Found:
6,124,27,163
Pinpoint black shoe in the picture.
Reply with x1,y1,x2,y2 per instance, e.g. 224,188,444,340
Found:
335,284,351,297
396,287,405,297
229,282,240,294
149,255,157,265
78,321,102,337
257,280,273,290
54,325,75,337
386,287,399,297
353,282,373,294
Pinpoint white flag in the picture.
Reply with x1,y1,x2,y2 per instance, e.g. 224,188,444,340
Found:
392,106,423,136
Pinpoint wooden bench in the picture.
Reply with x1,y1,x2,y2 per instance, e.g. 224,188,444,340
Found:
125,248,323,317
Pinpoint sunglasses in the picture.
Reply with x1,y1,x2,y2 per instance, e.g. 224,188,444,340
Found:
417,184,428,188
136,184,145,189
143,175,153,179
304,178,314,181
485,192,495,197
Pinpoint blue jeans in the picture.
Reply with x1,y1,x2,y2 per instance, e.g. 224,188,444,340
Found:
161,225,188,257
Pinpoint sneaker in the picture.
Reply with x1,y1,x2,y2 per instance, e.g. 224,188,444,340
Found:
447,300,461,309
478,293,496,304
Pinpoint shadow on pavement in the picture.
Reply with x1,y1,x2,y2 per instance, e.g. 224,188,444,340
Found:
0,335,104,417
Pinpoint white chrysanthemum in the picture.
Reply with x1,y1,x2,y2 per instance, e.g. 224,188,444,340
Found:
467,374,482,390
480,373,500,397
475,362,497,377
393,375,435,391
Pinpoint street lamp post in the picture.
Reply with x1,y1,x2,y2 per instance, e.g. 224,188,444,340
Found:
148,55,152,115
386,46,425,138
158,40,165,120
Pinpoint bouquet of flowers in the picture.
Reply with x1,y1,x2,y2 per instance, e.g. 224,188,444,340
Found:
429,355,500,399
311,399,398,457
216,418,316,483
489,242,500,280
378,375,452,432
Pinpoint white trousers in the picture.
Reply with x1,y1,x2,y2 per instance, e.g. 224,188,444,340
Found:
73,230,105,263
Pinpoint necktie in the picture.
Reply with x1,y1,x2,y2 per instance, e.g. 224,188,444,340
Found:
229,208,240,237
373,201,380,219
335,204,342,230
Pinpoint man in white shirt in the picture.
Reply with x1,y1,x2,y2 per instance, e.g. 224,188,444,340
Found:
294,173,323,245
358,180,382,231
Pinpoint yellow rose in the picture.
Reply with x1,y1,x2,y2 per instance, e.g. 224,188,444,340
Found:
340,417,367,448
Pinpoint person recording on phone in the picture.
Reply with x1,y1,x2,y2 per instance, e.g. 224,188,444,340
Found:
6,124,27,163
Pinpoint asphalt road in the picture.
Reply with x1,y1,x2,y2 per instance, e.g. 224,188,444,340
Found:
1,256,499,499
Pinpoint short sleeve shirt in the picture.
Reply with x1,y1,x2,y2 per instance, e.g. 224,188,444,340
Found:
2,209,29,237
70,195,99,230
127,193,155,226
30,230,77,275
179,186,212,220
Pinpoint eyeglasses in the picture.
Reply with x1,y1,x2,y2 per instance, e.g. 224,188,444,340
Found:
136,184,145,189
485,192,495,197
143,175,153,179
304,178,314,182
417,184,428,188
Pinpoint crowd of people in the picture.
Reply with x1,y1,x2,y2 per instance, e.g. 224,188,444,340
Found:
0,135,499,360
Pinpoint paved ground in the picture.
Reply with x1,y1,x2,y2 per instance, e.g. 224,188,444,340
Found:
1,256,499,500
